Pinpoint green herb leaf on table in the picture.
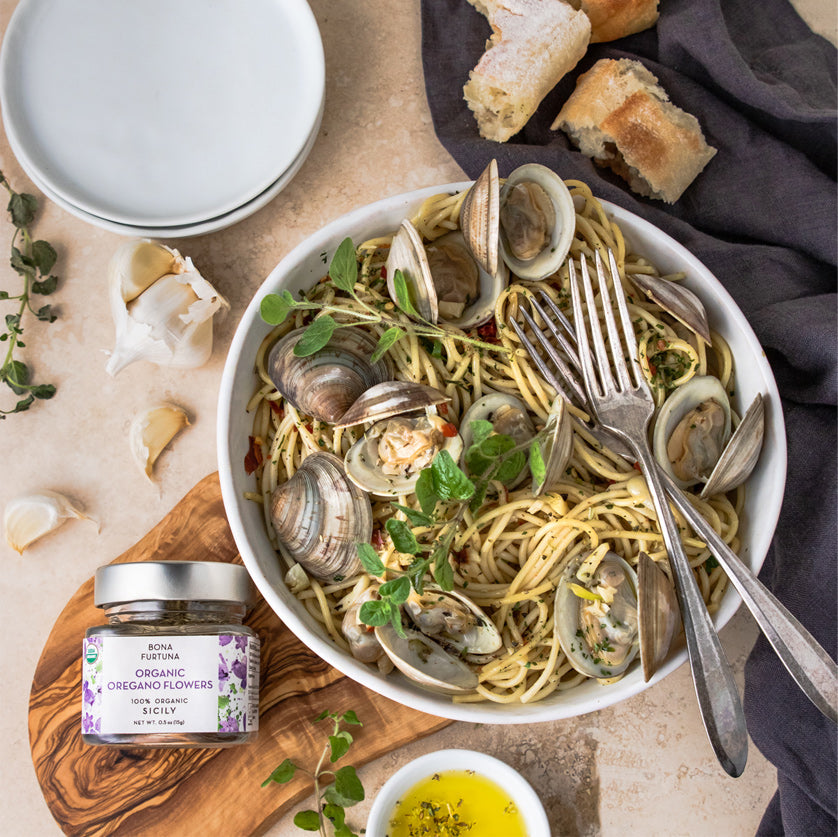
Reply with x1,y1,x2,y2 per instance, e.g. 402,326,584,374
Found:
263,710,365,836
0,172,60,417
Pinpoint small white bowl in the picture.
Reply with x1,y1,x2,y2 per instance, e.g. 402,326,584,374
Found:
365,749,550,837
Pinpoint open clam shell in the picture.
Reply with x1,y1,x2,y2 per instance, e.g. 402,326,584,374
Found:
334,380,450,429
344,412,463,497
267,327,393,424
651,375,732,489
700,393,765,498
533,397,574,495
269,452,371,581
459,158,500,276
636,551,680,682
460,392,536,488
385,222,508,330
629,272,712,346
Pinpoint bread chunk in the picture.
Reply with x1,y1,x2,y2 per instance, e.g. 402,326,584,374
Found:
567,0,659,43
464,0,591,143
552,58,717,203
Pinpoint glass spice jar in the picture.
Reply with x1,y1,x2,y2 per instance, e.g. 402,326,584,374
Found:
81,561,260,748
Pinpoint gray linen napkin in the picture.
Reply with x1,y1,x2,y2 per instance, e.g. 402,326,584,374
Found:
420,0,837,832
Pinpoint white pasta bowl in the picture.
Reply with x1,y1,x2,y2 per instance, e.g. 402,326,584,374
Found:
217,181,787,723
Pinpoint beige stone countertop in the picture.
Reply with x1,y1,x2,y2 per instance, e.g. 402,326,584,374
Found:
1,0,834,835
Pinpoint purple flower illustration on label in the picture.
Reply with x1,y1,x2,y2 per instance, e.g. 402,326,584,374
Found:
217,634,253,733
81,636,103,735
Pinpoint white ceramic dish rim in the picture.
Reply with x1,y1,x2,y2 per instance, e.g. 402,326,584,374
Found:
0,0,325,227
217,180,787,724
5,98,324,239
364,748,550,836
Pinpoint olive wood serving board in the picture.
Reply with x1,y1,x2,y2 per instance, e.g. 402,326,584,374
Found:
28,472,451,836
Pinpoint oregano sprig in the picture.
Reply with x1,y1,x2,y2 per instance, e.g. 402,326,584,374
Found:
259,237,509,360
355,423,550,635
262,709,364,837
0,171,59,417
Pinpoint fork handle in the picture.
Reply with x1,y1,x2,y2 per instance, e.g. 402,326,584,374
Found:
630,440,749,777
659,469,838,725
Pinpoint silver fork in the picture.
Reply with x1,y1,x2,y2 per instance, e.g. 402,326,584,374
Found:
513,278,838,729
568,249,748,777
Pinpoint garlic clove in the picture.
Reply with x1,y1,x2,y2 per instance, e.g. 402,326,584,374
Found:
109,239,186,304
4,490,94,554
105,243,229,376
129,404,190,479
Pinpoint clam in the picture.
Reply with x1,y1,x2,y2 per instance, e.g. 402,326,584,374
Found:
345,412,463,497
461,161,577,281
374,586,501,695
699,392,765,498
629,272,712,345
652,375,731,488
342,588,389,665
652,376,765,495
460,392,536,488
385,222,509,330
334,380,450,429
555,547,679,682
267,327,393,424
269,452,371,581
533,397,574,495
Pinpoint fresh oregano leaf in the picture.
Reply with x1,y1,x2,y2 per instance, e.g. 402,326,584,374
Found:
469,419,495,446
329,730,353,762
390,502,434,528
431,450,475,502
392,268,419,317
7,191,37,228
379,574,411,604
530,439,547,488
329,237,359,293
358,599,391,627
385,518,421,555
293,810,322,831
260,293,292,325
334,766,365,804
356,542,386,576
341,710,362,726
261,758,297,786
433,552,455,591
495,450,527,485
414,467,438,517
31,275,58,295
31,239,57,275
370,325,405,363
293,315,337,356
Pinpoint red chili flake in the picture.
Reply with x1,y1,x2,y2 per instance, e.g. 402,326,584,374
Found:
633,461,641,472
440,421,458,438
269,401,285,418
244,436,263,475
477,319,500,344
438,402,449,415
380,266,387,280
305,423,314,434
371,528,386,550
453,548,468,565
648,361,658,376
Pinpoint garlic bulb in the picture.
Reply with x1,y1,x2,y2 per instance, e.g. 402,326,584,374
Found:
105,239,229,376
129,404,190,479
4,490,95,554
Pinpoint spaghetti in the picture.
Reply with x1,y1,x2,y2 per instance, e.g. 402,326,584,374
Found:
246,179,742,705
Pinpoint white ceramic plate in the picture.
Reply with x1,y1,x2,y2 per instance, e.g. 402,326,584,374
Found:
11,98,323,238
0,0,325,227
217,182,787,723
365,749,550,836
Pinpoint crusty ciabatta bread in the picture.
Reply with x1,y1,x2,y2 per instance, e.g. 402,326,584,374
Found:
551,58,717,203
464,0,591,143
568,0,659,42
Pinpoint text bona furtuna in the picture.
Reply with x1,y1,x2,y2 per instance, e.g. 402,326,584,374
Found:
140,641,181,661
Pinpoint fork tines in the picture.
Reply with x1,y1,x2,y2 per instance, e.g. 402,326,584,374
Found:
570,249,647,398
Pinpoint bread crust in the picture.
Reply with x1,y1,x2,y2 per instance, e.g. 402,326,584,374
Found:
464,0,591,143
552,58,717,203
575,0,659,43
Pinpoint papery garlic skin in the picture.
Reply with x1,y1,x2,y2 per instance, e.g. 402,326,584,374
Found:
129,404,190,479
106,240,229,376
4,490,94,554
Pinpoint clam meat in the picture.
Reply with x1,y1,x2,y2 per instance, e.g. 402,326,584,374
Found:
270,452,371,581
345,412,463,496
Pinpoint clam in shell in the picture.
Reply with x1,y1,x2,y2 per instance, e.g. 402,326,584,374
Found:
269,452,371,582
267,327,393,424
334,380,450,430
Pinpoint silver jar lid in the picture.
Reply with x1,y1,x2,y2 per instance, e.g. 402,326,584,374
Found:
94,561,257,608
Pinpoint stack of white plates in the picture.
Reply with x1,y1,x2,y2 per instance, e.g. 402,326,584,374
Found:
0,0,325,236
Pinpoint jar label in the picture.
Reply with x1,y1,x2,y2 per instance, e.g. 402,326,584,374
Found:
81,634,260,736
